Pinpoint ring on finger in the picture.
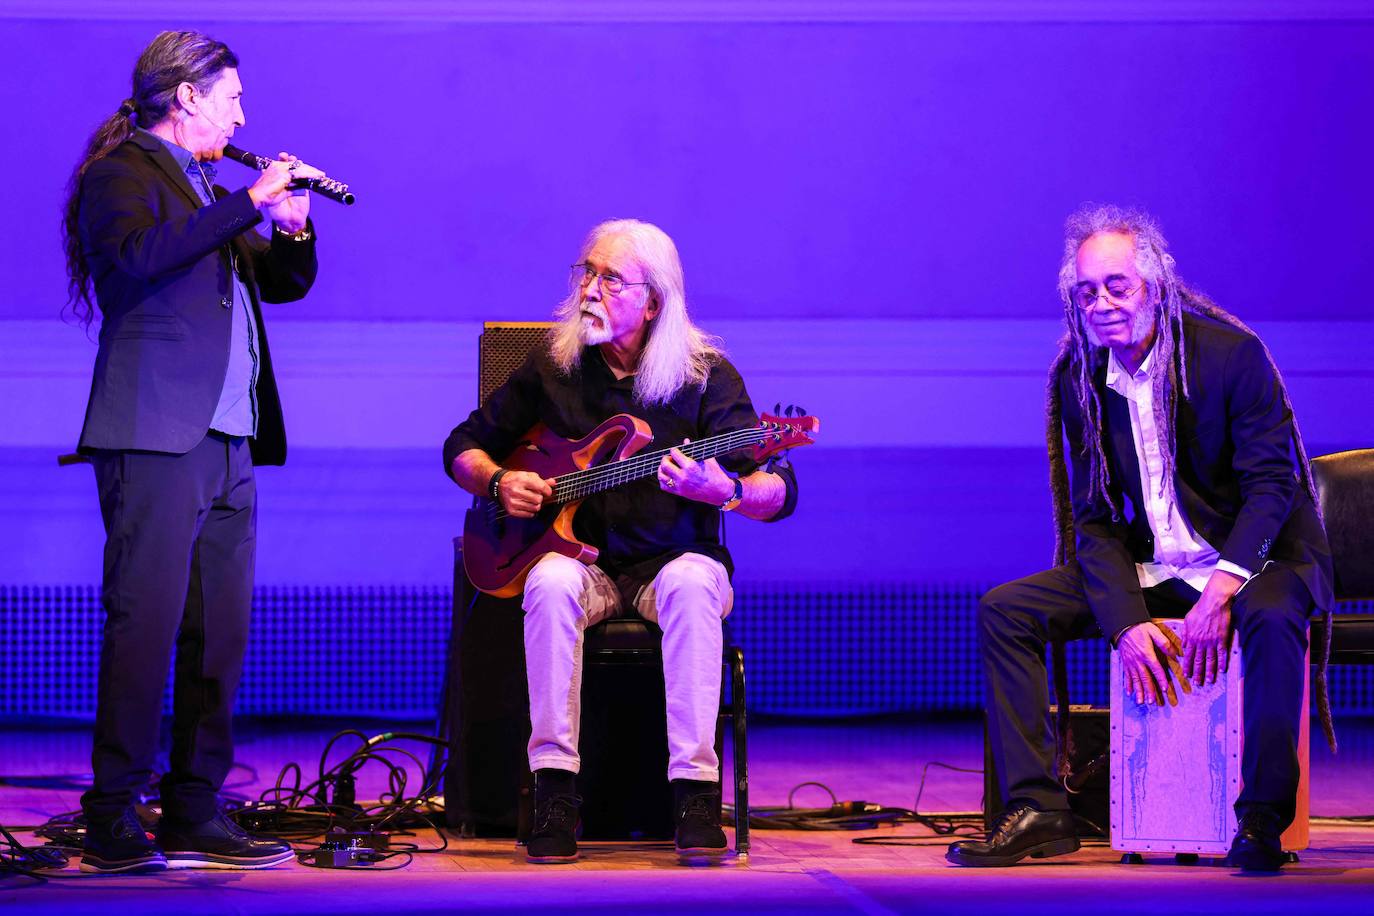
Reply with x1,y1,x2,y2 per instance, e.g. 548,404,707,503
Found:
288,161,300,171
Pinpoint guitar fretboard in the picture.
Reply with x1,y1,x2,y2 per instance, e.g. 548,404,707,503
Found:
549,427,771,504
489,425,777,521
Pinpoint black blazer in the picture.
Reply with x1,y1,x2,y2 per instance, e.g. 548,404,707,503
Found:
1059,312,1334,641
76,131,317,465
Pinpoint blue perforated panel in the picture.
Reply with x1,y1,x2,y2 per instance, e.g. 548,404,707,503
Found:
2,584,1371,719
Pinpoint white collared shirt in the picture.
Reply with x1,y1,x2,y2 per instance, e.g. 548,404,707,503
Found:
1105,347,1252,592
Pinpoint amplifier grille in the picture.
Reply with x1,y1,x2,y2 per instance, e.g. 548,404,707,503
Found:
478,322,554,405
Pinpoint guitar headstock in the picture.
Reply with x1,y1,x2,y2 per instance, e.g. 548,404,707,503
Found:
751,412,820,463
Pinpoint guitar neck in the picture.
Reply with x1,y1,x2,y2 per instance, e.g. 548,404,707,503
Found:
549,427,768,504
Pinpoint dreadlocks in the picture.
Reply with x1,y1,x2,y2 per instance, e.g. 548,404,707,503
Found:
1045,204,1335,753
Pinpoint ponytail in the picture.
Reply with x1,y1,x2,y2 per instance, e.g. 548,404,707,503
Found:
60,30,237,328
61,105,139,327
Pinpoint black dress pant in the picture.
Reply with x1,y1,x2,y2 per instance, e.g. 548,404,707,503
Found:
82,432,256,825
979,561,1312,829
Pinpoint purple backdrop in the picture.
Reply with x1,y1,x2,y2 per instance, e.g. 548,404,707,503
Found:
2,6,1372,590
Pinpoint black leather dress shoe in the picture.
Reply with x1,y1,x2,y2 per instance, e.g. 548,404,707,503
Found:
1225,807,1286,872
946,804,1079,867
158,812,294,869
80,808,167,874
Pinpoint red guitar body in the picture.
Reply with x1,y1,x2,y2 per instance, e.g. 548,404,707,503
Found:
462,414,653,598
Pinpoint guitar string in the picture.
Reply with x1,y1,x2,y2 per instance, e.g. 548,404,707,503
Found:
555,428,766,498
490,431,763,523
489,423,804,520
515,429,763,515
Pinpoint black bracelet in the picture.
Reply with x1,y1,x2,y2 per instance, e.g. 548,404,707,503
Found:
488,469,508,501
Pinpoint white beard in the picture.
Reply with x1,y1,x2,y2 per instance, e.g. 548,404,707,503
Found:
1085,305,1155,350
577,305,612,346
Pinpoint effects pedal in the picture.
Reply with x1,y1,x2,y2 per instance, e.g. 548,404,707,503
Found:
297,837,386,868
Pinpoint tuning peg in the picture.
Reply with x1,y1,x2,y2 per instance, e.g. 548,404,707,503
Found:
797,405,806,416
773,402,781,416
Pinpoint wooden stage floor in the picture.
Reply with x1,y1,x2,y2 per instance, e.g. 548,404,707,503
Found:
2,717,1372,914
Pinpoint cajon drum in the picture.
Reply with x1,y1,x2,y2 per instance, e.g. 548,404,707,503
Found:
1109,619,1309,855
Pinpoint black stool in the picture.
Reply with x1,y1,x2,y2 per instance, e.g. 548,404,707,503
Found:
580,617,748,854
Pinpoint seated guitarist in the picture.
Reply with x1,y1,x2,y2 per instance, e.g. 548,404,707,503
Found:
443,218,798,864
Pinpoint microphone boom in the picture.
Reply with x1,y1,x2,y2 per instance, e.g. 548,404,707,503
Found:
223,144,356,206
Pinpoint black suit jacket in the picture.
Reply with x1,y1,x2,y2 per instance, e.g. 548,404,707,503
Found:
76,131,317,465
1059,312,1334,641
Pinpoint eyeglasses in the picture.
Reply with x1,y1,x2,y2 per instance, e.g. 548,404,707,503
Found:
570,264,650,297
1070,278,1141,311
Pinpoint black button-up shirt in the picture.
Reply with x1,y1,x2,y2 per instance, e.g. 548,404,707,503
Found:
444,345,793,597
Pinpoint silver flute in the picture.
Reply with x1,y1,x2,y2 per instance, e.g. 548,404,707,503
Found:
222,144,356,206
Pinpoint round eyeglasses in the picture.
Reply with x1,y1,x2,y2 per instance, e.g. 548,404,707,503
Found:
1070,278,1141,311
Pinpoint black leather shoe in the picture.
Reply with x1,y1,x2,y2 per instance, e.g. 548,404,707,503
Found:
1226,807,1286,872
526,769,580,864
672,779,728,862
946,804,1079,867
158,812,294,869
80,808,167,874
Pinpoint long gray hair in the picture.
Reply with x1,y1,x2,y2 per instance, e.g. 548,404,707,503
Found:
1053,205,1197,521
549,219,722,406
1044,204,1334,752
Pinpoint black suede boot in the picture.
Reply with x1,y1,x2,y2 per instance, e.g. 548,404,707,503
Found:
527,768,580,864
672,778,727,862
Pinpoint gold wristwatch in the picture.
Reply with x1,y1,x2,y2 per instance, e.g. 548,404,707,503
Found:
274,223,313,242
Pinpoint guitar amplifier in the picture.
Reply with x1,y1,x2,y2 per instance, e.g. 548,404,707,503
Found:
439,322,554,835
478,322,553,404
441,540,530,836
